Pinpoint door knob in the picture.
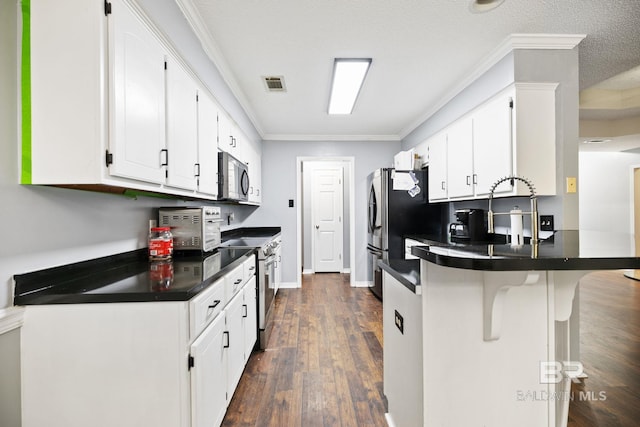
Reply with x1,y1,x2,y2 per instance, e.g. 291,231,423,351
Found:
315,225,319,229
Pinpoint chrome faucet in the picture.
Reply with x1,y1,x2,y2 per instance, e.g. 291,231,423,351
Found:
487,176,539,245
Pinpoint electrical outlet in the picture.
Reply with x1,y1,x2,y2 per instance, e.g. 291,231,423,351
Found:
540,215,554,231
566,177,577,193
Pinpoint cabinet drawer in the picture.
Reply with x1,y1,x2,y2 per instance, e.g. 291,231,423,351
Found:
190,278,225,339
243,256,256,279
225,263,245,301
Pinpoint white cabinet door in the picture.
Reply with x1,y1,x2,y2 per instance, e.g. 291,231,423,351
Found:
109,1,167,184
217,112,237,156
428,132,448,201
166,57,198,191
473,91,514,197
243,276,257,361
226,291,245,396
190,313,227,427
245,143,262,204
446,116,474,199
197,90,219,196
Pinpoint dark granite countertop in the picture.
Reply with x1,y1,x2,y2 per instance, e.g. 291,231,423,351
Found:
378,259,421,294
381,230,640,294
13,247,256,305
411,230,640,271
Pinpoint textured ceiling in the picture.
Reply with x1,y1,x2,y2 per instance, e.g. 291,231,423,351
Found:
177,0,640,141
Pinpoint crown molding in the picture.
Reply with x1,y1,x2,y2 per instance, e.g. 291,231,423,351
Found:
0,307,24,335
399,33,586,140
262,134,402,142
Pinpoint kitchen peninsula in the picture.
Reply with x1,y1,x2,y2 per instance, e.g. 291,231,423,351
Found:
380,231,640,427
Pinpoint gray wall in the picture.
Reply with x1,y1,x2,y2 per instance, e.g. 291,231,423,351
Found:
243,140,400,285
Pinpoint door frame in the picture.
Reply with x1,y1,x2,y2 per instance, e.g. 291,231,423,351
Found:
296,157,355,288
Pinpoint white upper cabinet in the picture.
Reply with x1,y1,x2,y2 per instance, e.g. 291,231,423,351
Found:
196,90,220,197
23,0,262,204
445,117,474,199
109,0,168,184
245,142,262,204
427,83,557,202
472,89,514,197
217,112,236,157
165,56,199,191
427,131,448,201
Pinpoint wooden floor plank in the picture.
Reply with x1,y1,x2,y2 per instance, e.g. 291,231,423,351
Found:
223,273,385,427
567,270,640,427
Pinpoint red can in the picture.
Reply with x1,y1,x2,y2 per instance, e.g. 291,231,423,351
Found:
148,227,173,261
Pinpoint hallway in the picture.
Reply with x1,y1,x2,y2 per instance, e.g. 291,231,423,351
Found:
222,273,386,427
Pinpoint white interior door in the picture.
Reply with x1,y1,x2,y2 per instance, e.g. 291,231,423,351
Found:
312,165,344,273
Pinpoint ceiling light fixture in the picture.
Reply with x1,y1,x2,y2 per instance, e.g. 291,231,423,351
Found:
328,58,372,115
469,0,506,13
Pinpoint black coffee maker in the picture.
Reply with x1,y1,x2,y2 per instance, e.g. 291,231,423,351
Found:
449,208,487,243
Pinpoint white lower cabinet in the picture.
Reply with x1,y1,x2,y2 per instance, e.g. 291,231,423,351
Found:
383,271,423,427
190,312,227,427
21,256,257,427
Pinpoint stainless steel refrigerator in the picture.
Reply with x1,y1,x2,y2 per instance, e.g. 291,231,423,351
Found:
366,168,448,300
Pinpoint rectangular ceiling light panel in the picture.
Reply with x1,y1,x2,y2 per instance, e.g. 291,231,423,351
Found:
328,58,372,115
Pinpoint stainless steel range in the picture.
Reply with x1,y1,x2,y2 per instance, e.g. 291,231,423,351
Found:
219,232,281,350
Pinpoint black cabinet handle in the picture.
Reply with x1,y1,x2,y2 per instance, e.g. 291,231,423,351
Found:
242,304,248,318
223,331,230,348
208,300,220,309
160,149,168,167
234,278,242,285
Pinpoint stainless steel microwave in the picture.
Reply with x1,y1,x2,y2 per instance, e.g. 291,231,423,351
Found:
218,151,249,202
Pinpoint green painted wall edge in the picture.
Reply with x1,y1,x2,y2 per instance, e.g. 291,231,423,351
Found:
20,0,32,184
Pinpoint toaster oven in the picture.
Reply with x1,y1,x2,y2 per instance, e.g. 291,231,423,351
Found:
158,207,222,252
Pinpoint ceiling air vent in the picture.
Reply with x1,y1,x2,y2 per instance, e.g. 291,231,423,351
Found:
263,76,286,92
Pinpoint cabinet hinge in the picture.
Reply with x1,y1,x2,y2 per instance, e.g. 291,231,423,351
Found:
105,150,113,167
188,355,194,370
509,99,514,109
104,0,112,16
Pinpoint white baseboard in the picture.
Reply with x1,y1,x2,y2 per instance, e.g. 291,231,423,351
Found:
278,282,300,289
353,281,372,288
0,307,24,335
342,268,351,274
302,269,314,275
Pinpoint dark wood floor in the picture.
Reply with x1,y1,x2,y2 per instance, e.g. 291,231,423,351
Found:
567,270,640,427
222,273,386,427
222,270,639,427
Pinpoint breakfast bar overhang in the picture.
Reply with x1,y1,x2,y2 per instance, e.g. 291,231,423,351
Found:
406,231,640,427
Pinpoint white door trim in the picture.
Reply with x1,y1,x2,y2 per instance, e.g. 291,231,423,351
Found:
296,156,355,288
